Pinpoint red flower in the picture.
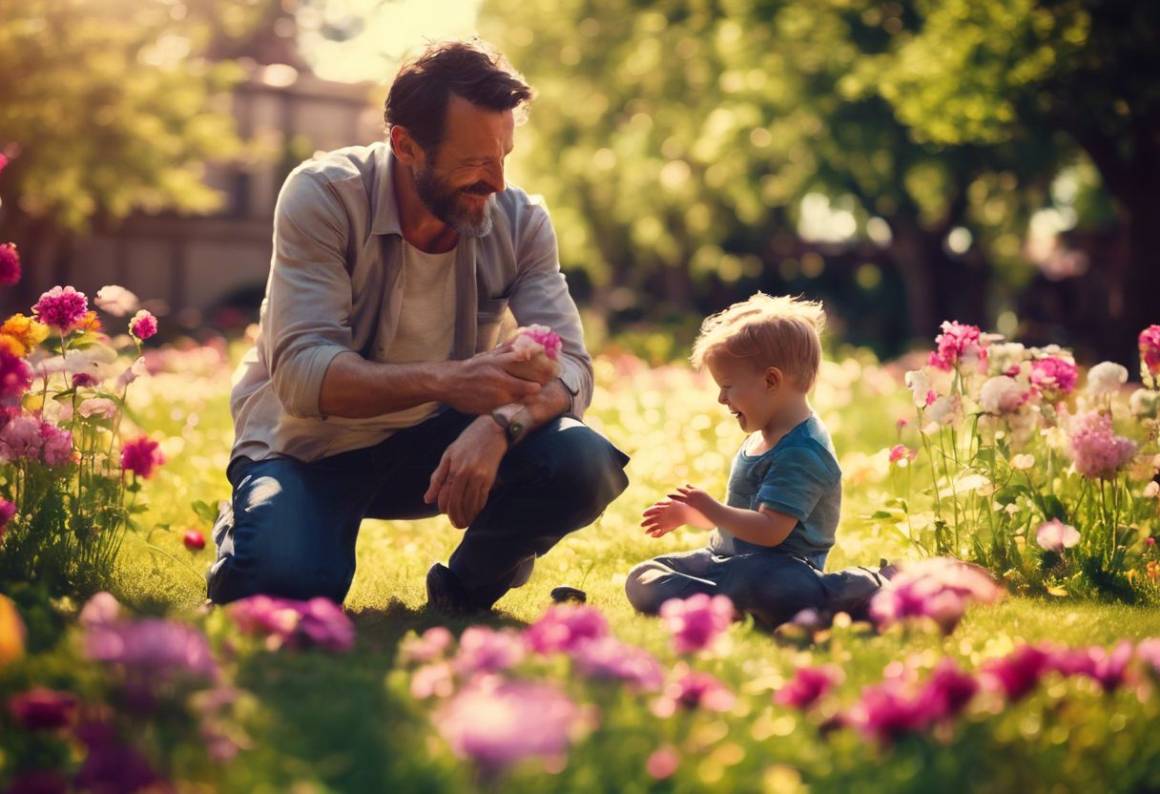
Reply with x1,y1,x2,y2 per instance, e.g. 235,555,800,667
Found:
120,436,165,479
8,687,77,730
183,529,205,551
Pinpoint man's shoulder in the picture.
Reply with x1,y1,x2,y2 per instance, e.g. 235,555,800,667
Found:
288,142,384,188
492,185,552,243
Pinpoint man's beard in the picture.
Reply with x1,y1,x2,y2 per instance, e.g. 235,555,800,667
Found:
414,165,493,238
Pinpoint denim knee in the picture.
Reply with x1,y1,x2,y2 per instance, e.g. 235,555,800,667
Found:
542,425,629,522
624,560,671,615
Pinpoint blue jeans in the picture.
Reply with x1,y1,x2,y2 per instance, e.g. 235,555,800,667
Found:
624,547,882,630
206,410,629,607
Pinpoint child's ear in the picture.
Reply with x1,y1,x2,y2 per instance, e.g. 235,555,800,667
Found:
764,367,782,390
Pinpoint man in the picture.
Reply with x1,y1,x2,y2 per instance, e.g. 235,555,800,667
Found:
206,40,629,613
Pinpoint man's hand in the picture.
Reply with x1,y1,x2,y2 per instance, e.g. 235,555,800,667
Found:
440,347,555,416
667,484,721,521
641,499,710,538
423,417,508,528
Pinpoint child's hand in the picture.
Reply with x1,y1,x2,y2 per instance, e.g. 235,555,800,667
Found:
641,499,705,538
668,484,719,517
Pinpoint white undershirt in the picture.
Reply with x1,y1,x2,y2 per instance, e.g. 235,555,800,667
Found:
375,240,457,430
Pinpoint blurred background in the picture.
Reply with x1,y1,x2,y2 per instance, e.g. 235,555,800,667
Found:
1,0,1156,364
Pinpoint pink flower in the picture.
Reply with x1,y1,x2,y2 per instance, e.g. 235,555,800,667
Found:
1031,356,1078,401
228,595,354,653
453,626,526,676
917,659,978,722
1139,325,1160,377
928,321,988,372
569,636,664,691
72,372,101,388
0,349,32,401
659,592,734,654
524,604,608,654
981,644,1052,701
645,745,680,780
399,626,454,666
869,558,1003,635
39,422,72,466
653,665,735,716
888,444,917,465
515,324,562,360
1035,519,1080,554
845,679,929,743
410,661,455,699
182,530,205,551
120,435,165,479
128,309,158,341
94,285,140,318
1068,411,1137,479
79,592,121,627
78,397,117,420
1051,641,1133,693
84,616,218,684
1136,638,1160,676
0,499,15,534
32,285,88,333
435,678,580,775
0,243,20,286
775,664,843,710
0,415,43,462
7,687,78,730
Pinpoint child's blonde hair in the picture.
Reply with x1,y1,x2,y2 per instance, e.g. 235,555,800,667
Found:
690,293,826,391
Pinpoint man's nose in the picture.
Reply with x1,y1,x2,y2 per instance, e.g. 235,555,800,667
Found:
485,161,505,194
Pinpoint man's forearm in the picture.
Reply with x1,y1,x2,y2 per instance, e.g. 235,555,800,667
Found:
317,352,453,419
493,378,571,435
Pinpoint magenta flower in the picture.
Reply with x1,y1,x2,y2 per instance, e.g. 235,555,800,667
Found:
515,324,562,360
229,595,355,653
981,644,1052,701
888,444,917,465
74,721,165,794
5,770,71,794
0,243,20,286
869,558,1003,635
1140,325,1160,377
659,592,734,654
0,498,15,533
524,603,608,654
435,678,580,775
72,372,101,388
1031,356,1078,401
453,626,526,676
399,626,454,666
128,309,158,341
1052,641,1133,693
916,659,978,722
928,321,988,372
775,664,843,710
0,349,32,401
32,285,88,333
1035,519,1081,554
1068,411,1137,479
39,422,72,467
0,415,43,463
84,616,218,684
120,435,165,479
7,688,78,730
569,636,664,691
845,679,929,743
653,665,736,716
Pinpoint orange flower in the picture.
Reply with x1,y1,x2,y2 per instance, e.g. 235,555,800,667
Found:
0,595,25,668
0,313,49,355
77,310,102,333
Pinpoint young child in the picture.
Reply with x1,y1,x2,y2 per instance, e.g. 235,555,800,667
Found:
625,293,882,629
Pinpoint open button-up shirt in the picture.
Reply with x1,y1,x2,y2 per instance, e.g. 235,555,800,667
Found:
230,142,593,464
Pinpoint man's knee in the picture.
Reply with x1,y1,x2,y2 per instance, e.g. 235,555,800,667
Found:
543,423,629,517
208,549,351,605
624,560,671,615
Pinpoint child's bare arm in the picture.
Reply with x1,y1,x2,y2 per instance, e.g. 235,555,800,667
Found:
640,497,715,537
668,484,796,547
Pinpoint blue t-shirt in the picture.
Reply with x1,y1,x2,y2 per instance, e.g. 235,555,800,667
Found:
709,414,842,568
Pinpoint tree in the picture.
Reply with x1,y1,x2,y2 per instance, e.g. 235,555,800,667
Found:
0,0,264,306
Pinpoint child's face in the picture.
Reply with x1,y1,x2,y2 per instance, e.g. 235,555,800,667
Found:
706,354,778,433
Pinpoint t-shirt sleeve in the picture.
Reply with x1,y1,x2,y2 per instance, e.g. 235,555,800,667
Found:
755,443,839,522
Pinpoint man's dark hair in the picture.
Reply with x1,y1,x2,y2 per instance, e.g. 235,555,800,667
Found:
384,40,533,153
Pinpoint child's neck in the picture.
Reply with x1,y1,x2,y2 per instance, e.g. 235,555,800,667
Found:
751,397,813,454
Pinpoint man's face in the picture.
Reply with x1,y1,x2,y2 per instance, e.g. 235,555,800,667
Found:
412,94,515,237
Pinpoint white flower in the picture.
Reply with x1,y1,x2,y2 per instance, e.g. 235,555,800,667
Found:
1086,361,1128,396
1129,388,1160,419
904,369,932,407
1011,453,1035,471
979,376,1027,415
987,342,1027,375
926,394,963,427
95,285,140,317
116,356,148,388
78,397,118,420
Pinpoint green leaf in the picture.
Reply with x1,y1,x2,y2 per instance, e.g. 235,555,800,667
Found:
191,500,220,524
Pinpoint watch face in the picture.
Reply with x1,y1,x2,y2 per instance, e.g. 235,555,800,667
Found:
509,421,525,439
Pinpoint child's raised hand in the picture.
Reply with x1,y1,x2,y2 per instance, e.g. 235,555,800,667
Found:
642,499,694,537
668,484,718,516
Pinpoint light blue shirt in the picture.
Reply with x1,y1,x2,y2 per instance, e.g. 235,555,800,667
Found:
709,414,842,568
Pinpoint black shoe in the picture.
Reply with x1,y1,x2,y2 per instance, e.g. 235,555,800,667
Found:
550,586,587,604
425,563,488,616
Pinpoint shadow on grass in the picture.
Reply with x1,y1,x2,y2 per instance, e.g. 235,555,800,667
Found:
226,599,528,793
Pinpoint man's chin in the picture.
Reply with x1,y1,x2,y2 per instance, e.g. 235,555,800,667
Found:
451,209,493,238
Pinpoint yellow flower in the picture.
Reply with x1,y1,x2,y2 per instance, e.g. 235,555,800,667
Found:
0,595,25,668
0,313,50,354
0,334,24,357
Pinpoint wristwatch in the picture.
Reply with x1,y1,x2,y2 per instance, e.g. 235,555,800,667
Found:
490,408,528,446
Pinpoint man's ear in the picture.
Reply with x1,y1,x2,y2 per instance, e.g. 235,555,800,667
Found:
764,366,782,390
389,125,421,166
